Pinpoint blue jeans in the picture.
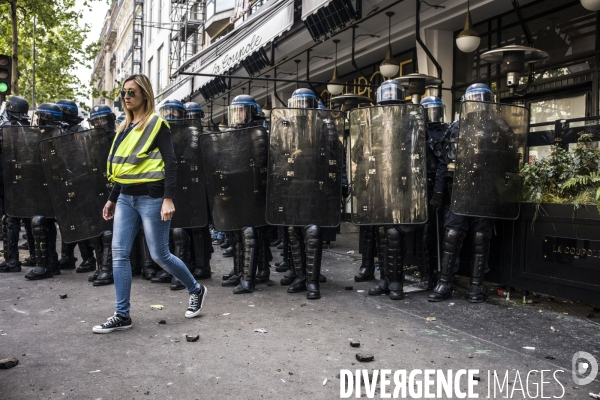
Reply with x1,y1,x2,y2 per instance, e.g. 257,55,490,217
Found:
112,194,200,317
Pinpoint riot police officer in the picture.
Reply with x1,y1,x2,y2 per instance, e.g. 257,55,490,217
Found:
0,96,35,273
361,80,426,300
55,100,98,274
220,94,271,294
407,96,449,291
169,101,213,291
159,99,186,120
24,104,64,280
86,104,118,286
272,88,342,299
428,83,496,303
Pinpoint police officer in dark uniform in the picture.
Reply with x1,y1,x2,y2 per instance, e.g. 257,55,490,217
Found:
428,83,497,303
0,96,35,273
169,101,214,291
220,95,272,294
86,104,118,286
408,95,448,291
55,99,98,274
24,103,64,280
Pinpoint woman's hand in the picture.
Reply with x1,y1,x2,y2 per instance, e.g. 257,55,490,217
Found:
161,198,175,221
103,201,116,221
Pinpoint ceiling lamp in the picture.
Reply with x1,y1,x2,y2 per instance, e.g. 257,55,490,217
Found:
327,39,344,96
379,12,399,78
581,0,600,11
263,75,272,118
455,0,480,53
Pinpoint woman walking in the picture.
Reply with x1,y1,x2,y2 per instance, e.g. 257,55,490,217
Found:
93,74,207,333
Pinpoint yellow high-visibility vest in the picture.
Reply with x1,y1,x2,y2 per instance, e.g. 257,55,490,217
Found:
106,113,169,184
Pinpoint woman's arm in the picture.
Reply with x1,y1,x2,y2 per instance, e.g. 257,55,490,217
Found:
154,124,178,200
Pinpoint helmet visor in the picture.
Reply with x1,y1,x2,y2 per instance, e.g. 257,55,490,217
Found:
33,111,60,126
377,83,404,104
228,104,252,126
463,90,493,102
160,106,184,120
89,114,116,132
288,96,318,109
425,105,445,123
186,110,204,120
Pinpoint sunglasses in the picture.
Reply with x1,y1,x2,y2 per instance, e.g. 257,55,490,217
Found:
120,89,136,98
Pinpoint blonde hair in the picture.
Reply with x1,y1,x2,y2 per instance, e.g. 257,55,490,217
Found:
117,74,156,131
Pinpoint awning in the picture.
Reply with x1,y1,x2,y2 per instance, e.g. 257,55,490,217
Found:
155,79,192,108
193,0,294,93
301,0,332,20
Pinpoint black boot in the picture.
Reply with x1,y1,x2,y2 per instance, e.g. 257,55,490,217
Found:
305,225,323,300
191,227,212,280
0,217,21,272
428,228,466,302
233,227,258,294
276,228,290,272
387,227,406,300
58,241,77,270
76,240,96,273
255,227,270,284
88,236,103,282
139,231,157,280
222,231,242,286
287,227,307,293
354,226,376,282
94,231,114,286
468,232,490,303
369,227,389,296
25,216,53,280
0,216,9,264
408,222,437,291
170,228,191,290
151,269,173,283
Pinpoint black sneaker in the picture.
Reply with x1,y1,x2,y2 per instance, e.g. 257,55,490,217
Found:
185,285,207,318
92,313,132,334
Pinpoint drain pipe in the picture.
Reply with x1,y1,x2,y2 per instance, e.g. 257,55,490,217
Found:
273,67,287,107
351,26,370,82
415,0,443,97
306,49,325,103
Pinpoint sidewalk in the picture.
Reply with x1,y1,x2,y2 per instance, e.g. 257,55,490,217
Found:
0,222,599,399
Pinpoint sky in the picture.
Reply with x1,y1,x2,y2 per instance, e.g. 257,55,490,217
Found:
75,0,109,109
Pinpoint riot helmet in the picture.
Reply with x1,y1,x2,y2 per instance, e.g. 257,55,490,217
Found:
57,99,83,124
89,104,116,133
2,96,30,123
227,95,265,127
420,96,445,123
33,103,64,127
159,99,185,120
184,102,204,120
376,80,405,105
462,83,493,103
116,113,126,125
288,88,318,109
317,101,326,110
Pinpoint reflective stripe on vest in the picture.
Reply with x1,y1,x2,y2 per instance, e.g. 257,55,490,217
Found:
107,114,169,184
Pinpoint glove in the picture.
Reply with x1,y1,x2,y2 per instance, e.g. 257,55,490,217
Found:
342,184,351,199
430,191,443,210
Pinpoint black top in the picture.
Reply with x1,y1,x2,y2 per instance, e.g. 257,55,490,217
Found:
108,122,177,202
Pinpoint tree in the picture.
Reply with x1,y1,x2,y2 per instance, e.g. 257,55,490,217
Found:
0,0,100,109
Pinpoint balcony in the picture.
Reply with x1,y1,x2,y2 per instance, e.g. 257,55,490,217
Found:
205,0,235,38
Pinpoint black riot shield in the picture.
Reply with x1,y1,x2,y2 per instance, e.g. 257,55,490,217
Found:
266,108,344,227
168,119,208,229
2,125,60,218
349,104,428,225
39,128,113,243
451,101,528,220
200,126,268,231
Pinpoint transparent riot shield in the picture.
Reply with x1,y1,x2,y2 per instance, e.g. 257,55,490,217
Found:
349,104,428,225
199,126,268,231
169,119,208,229
451,101,528,220
266,108,344,227
2,125,60,218
39,128,113,243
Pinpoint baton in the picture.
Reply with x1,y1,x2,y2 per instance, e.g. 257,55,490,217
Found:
436,208,442,273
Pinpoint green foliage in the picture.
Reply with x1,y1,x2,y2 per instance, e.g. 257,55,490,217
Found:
0,0,102,110
521,133,600,213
